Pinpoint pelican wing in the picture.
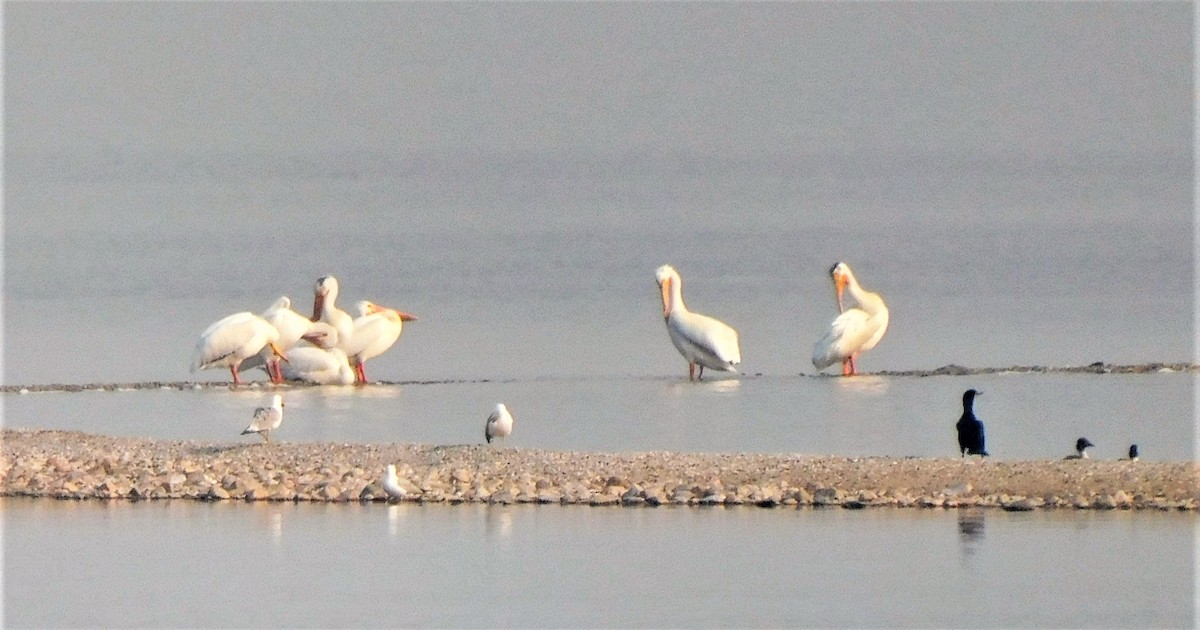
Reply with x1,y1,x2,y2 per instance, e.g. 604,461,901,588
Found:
192,312,271,371
343,313,402,362
812,309,871,369
669,311,741,370
262,298,316,351
280,348,355,385
242,406,275,434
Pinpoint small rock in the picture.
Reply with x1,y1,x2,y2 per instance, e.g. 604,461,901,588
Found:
1002,498,1036,512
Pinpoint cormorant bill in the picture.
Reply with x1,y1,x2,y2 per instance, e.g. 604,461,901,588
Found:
955,388,988,457
1063,437,1095,460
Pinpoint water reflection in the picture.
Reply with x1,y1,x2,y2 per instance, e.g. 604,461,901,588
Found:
663,375,742,398
833,375,890,395
387,504,403,538
957,508,986,558
484,506,514,541
704,378,742,394
267,510,283,545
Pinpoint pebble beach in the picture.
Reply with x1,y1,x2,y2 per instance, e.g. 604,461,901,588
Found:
3,428,1195,511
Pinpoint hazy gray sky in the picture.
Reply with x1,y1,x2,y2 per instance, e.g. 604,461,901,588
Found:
4,2,1191,162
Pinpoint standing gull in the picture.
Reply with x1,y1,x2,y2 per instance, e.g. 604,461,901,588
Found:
242,394,284,443
485,403,514,444
654,264,741,381
382,464,409,500
1063,437,1095,460
812,262,889,376
955,389,989,457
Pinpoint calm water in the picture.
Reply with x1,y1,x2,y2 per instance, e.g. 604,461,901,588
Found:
2,499,1195,628
4,158,1196,628
2,372,1194,461
5,4,1196,628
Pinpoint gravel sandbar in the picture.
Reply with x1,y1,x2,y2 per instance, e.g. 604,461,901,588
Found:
2,429,1196,511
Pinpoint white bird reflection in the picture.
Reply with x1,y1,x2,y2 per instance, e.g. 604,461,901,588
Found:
387,504,404,538
485,507,514,541
832,374,889,395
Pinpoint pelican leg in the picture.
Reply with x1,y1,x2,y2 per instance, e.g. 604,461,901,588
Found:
841,359,852,376
849,355,858,375
688,363,697,381
697,365,705,381
262,431,270,444
230,365,243,385
355,362,367,385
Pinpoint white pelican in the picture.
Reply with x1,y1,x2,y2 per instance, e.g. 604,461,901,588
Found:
242,394,284,443
279,347,355,385
311,276,355,351
654,264,741,381
191,312,287,385
382,464,409,500
485,403,514,444
812,262,889,376
342,300,418,384
241,296,320,383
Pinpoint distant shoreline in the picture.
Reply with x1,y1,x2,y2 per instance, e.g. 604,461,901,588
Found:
3,429,1195,512
1,361,1195,394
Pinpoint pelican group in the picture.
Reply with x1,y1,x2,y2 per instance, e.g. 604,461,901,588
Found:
812,262,889,376
191,274,417,385
654,264,741,381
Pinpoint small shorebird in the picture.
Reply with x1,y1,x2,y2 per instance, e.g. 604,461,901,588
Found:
381,464,409,500
654,264,741,381
485,403,514,444
242,394,284,443
1122,444,1139,461
1063,437,1094,460
955,389,988,457
812,262,889,376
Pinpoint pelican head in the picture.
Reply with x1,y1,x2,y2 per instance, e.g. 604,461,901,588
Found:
829,262,851,312
312,275,339,321
655,265,680,318
268,342,289,362
358,300,419,322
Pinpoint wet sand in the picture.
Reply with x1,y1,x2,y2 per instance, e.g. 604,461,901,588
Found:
3,429,1195,511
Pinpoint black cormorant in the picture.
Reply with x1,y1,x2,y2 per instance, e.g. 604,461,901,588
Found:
956,389,988,457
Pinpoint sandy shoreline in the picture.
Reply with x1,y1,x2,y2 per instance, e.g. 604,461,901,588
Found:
2,429,1195,511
